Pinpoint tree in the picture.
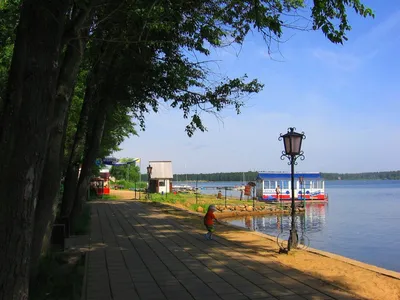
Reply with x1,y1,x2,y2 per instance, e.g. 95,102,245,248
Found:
0,0,71,297
110,159,141,182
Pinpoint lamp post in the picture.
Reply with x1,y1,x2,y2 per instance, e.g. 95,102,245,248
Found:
147,164,153,200
279,127,306,251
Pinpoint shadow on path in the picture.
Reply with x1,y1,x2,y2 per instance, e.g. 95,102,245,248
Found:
83,200,374,300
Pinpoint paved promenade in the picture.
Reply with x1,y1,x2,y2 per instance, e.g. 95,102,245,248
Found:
83,201,362,300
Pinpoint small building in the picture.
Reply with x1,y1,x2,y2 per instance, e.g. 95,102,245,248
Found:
148,161,173,194
99,168,110,194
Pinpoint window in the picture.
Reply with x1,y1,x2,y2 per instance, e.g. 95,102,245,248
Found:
159,180,165,187
280,180,289,189
264,181,276,189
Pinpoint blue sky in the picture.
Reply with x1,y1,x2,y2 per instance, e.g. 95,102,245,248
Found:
116,0,400,174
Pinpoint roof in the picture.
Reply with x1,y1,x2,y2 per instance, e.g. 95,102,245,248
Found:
257,172,322,180
149,161,173,179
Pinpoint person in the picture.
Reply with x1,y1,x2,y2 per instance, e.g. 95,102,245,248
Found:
204,205,220,240
275,185,281,201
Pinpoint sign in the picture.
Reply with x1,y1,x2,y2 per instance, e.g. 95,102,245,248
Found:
102,157,118,165
95,158,102,166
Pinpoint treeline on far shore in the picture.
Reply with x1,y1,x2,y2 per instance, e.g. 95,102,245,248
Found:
173,171,400,182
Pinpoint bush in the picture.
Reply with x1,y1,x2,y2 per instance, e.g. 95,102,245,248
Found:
189,203,209,212
113,180,146,190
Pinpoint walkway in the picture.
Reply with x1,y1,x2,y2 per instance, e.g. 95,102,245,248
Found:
83,201,362,300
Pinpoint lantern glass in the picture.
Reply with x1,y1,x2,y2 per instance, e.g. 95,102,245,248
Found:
291,134,302,155
283,135,291,154
147,165,152,176
282,128,303,156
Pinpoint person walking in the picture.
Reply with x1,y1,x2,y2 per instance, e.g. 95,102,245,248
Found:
203,205,221,240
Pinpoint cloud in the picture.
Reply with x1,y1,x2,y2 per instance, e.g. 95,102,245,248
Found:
355,10,400,46
311,10,400,71
312,49,362,71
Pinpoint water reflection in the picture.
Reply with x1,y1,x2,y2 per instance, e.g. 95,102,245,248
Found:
228,203,328,245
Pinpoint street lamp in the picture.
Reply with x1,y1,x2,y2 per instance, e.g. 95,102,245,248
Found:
147,164,153,200
279,127,306,251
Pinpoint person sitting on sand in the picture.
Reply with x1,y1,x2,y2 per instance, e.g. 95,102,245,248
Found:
204,205,221,240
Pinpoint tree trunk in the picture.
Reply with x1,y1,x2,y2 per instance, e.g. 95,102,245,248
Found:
60,75,97,218
30,37,86,279
60,45,116,218
0,0,69,298
70,100,108,227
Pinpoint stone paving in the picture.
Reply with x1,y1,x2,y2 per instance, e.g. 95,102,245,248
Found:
83,201,362,300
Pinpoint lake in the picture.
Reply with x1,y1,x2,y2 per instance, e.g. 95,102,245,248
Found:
179,180,400,272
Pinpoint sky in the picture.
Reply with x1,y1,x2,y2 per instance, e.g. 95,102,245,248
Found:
115,0,400,174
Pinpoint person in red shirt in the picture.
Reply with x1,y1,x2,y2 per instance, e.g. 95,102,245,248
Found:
204,205,220,240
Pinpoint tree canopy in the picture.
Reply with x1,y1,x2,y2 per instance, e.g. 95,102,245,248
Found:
110,158,141,182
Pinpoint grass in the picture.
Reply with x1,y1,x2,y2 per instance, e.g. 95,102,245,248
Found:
113,180,147,190
143,192,274,212
88,192,119,201
29,252,85,300
101,194,119,200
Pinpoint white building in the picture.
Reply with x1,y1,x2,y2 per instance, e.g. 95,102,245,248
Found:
148,161,173,194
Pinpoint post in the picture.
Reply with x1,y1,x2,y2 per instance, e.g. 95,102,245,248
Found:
224,187,227,208
288,159,298,250
195,175,198,204
134,181,137,199
252,186,255,211
147,176,150,200
147,174,150,200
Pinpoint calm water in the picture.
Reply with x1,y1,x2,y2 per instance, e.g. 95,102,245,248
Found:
178,180,400,272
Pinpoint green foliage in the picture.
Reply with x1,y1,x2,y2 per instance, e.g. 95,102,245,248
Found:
64,69,88,164
321,171,400,180
109,158,141,182
150,193,187,205
174,171,258,182
0,0,19,106
113,180,147,190
99,107,137,158
311,0,374,44
190,203,210,213
100,194,118,201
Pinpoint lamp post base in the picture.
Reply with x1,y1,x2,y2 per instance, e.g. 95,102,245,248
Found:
288,229,298,251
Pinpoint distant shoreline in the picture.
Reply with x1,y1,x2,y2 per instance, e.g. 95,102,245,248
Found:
172,171,400,182
173,179,400,182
